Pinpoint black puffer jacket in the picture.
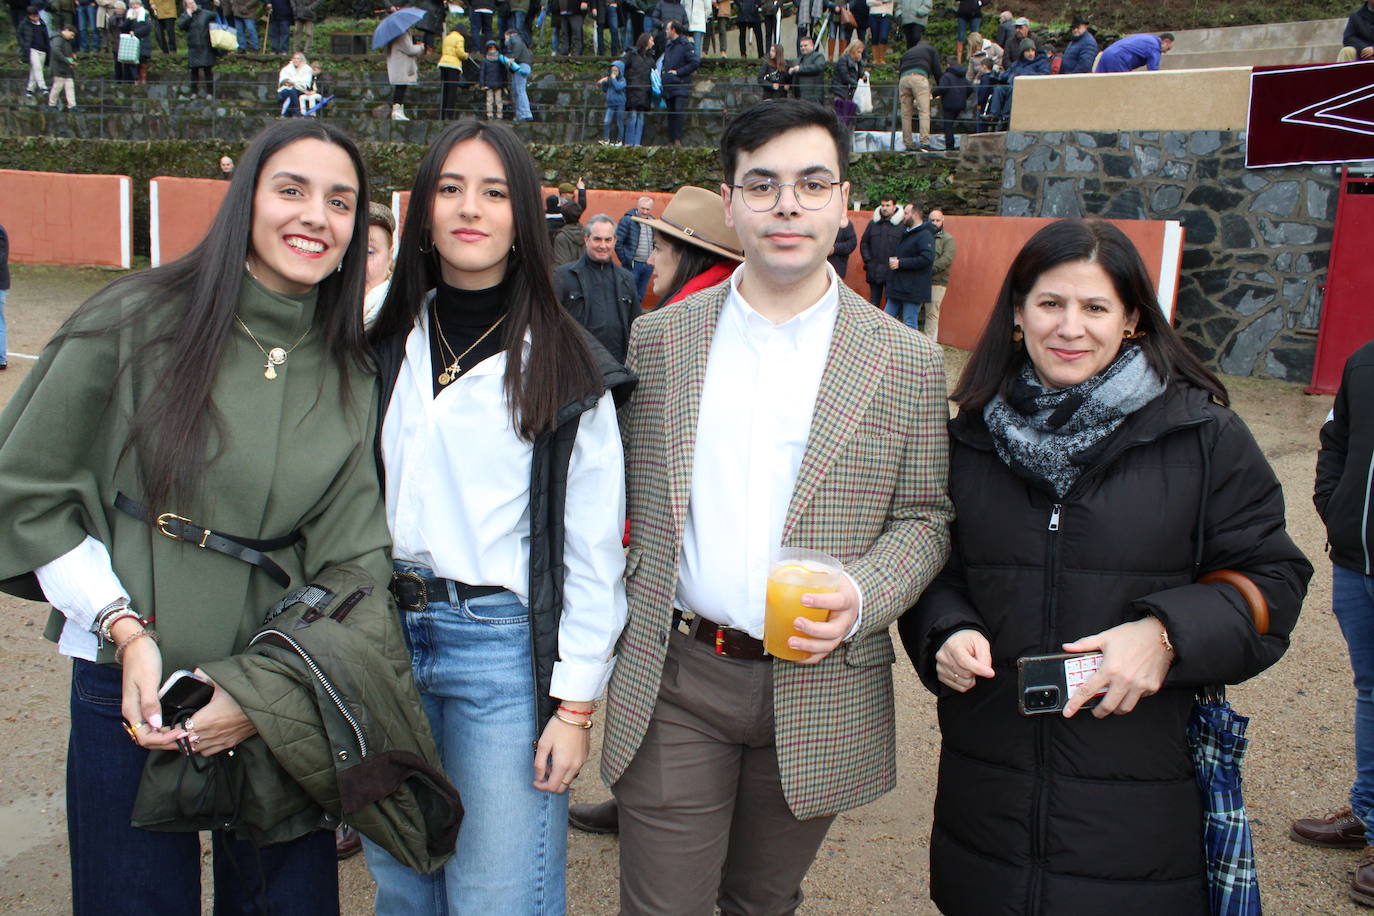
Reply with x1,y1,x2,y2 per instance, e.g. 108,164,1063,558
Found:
900,381,1311,916
622,47,654,110
1316,338,1374,575
374,314,636,726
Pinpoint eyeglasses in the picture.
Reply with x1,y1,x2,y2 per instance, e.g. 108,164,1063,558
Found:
731,177,840,212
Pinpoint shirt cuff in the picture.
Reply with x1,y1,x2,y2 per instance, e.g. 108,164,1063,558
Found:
549,657,617,704
34,535,131,634
842,569,864,641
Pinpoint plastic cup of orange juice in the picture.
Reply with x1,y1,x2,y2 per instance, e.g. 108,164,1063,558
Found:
764,548,843,661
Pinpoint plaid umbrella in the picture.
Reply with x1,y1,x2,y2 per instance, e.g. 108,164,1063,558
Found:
1188,690,1262,916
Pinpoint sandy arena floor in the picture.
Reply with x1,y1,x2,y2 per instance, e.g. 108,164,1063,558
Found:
0,265,1362,913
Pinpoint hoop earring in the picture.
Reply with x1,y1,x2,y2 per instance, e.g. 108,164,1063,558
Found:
1123,328,1146,340
418,232,434,254
1011,325,1023,344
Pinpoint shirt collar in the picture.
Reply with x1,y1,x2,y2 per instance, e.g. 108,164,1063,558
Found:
724,264,840,347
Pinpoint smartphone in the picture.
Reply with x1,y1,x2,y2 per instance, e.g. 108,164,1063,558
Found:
1016,651,1106,716
158,669,214,723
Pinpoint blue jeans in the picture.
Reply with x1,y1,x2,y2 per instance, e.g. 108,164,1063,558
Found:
67,659,338,915
509,8,530,44
471,10,493,48
269,17,291,54
596,4,621,54
511,63,532,119
868,13,890,45
76,3,99,50
279,87,302,115
624,109,645,146
363,567,567,915
956,15,979,42
603,104,625,140
884,297,923,331
1334,564,1374,826
629,259,653,301
236,15,259,51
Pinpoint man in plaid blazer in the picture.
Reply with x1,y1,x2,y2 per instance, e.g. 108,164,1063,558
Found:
600,99,954,914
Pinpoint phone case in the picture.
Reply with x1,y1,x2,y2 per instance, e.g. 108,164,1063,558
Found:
1016,651,1105,716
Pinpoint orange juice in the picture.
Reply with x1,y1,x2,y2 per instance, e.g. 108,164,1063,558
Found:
764,561,841,661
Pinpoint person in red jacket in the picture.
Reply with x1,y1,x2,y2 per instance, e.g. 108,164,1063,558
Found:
635,185,743,308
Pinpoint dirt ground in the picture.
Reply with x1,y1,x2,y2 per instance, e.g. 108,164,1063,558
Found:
0,264,1362,914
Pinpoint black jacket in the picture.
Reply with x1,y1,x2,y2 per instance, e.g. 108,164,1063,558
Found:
897,39,941,80
790,49,827,102
555,254,639,364
1346,3,1374,52
832,53,863,99
18,16,49,56
0,224,9,292
374,309,636,726
615,207,650,266
826,221,856,279
178,7,216,69
899,383,1311,916
884,220,934,303
860,208,903,284
659,34,699,97
621,48,653,110
1317,339,1374,574
934,63,970,114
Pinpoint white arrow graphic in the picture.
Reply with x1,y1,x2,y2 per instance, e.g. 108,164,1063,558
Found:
1280,81,1374,137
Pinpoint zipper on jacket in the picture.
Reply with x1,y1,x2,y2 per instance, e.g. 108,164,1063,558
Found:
1047,504,1062,531
1362,452,1374,575
1027,498,1064,914
250,629,369,758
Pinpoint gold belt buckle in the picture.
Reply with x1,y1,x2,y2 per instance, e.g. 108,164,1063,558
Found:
155,512,211,547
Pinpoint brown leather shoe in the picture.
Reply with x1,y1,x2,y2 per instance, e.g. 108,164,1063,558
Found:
568,798,619,835
1352,847,1374,906
335,824,363,861
1291,806,1368,849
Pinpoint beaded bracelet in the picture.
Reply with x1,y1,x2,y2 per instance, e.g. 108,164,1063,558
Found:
114,628,160,664
554,712,594,730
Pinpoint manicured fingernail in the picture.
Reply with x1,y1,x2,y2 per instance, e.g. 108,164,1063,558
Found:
801,596,814,606
149,714,163,729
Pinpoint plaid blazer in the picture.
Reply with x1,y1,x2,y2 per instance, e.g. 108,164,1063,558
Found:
601,279,954,820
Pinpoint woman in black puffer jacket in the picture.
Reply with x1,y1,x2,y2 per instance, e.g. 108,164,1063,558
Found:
621,32,654,146
899,218,1312,916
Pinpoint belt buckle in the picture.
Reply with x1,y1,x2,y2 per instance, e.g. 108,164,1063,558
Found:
156,512,210,548
392,570,428,611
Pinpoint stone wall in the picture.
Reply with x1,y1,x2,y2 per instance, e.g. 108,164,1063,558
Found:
997,129,1338,382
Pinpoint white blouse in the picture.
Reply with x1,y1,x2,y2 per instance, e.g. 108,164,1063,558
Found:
381,311,628,701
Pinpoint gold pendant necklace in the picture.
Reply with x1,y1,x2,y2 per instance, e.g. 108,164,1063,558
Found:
433,302,506,386
236,317,312,380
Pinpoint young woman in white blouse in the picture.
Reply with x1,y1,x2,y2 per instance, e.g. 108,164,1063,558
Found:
364,119,633,915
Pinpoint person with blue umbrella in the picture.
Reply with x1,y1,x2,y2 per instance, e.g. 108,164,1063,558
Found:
375,8,426,120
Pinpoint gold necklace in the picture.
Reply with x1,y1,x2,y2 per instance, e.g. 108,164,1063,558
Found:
235,316,312,380
433,302,506,386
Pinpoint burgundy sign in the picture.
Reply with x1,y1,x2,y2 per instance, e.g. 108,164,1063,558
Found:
1247,60,1374,168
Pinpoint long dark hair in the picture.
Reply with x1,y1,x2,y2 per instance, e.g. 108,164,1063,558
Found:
952,219,1227,410
656,235,733,307
61,119,372,513
371,119,601,440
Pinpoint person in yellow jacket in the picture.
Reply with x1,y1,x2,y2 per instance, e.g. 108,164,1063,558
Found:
438,25,468,120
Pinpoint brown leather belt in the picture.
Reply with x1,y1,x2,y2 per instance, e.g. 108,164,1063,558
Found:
672,609,768,661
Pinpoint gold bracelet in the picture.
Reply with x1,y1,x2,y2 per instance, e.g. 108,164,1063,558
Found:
1159,622,1174,655
114,628,161,664
554,712,594,730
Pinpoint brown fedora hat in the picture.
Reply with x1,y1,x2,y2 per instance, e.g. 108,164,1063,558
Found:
633,186,744,262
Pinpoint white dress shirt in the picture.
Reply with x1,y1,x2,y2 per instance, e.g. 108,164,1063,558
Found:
382,311,628,700
675,265,860,638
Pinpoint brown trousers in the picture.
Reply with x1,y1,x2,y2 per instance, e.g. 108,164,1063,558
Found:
612,629,836,916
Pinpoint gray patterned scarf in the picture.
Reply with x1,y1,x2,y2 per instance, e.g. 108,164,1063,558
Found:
982,344,1166,498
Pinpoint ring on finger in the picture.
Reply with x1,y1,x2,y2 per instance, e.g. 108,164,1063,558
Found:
122,720,145,743
183,717,195,732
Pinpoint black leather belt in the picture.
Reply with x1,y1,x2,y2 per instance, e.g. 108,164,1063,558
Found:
672,608,768,661
389,570,503,611
115,492,299,588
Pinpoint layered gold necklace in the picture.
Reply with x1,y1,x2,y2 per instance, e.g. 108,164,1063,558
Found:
433,301,505,386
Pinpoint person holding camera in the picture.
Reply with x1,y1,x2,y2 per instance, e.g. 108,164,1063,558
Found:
898,218,1310,916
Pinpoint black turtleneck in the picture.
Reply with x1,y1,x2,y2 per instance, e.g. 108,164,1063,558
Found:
429,280,509,397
